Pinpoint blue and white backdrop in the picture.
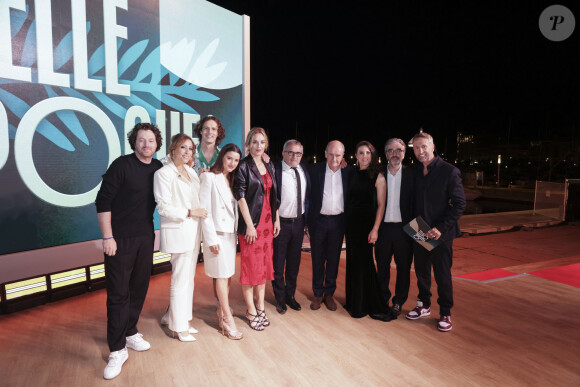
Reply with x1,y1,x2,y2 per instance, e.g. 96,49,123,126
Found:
0,0,246,281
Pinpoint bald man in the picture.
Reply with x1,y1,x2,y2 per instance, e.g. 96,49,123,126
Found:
307,140,354,311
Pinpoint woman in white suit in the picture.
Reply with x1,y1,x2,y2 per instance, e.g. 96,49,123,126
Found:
154,134,208,342
200,144,243,340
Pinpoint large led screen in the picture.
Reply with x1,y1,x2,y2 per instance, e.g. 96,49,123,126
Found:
0,0,245,255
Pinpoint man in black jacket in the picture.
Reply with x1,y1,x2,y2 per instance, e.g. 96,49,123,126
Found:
273,140,311,313
374,138,414,316
406,131,466,332
307,140,353,311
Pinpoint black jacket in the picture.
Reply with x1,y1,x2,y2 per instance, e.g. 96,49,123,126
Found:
306,162,354,233
380,164,415,225
274,161,312,219
234,155,280,235
413,156,466,241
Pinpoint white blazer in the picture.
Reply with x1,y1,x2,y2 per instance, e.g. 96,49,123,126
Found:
199,172,238,248
154,162,202,253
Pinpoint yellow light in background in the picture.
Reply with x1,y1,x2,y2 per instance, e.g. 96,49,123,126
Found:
51,268,86,289
154,251,171,264
89,264,105,280
5,276,47,300
2,251,172,305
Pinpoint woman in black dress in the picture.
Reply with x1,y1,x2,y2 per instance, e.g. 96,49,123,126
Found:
344,141,396,321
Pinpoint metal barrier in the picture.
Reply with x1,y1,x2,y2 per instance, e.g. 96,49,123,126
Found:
534,181,566,221
565,179,580,222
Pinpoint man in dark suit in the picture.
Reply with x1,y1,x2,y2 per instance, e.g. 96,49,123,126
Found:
406,130,466,332
307,140,353,311
273,140,311,314
374,138,414,316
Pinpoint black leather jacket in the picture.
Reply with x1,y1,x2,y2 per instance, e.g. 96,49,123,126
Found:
234,155,280,235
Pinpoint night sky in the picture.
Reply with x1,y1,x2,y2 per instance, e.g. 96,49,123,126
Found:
209,1,579,161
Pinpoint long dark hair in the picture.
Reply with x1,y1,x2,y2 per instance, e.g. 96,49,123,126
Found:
355,140,380,179
210,143,243,192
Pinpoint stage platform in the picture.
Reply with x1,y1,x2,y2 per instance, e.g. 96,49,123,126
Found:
1,225,579,385
459,209,563,235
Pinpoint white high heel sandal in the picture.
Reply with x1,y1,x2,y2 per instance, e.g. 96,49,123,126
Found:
173,331,196,342
221,316,243,340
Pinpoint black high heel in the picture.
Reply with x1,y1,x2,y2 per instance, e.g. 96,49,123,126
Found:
256,308,270,327
245,311,264,331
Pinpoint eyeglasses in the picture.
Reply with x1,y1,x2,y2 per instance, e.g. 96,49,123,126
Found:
386,149,404,155
284,151,303,157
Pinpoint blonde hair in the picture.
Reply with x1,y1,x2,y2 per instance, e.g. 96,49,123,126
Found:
169,133,195,167
245,127,269,152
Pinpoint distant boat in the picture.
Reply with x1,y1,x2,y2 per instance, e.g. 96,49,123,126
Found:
464,188,482,201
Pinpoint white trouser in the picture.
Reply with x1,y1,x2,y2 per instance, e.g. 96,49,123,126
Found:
166,250,197,332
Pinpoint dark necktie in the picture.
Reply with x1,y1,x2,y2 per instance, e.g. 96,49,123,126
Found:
292,167,302,218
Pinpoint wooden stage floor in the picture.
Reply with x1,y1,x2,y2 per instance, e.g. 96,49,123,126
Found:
1,225,580,386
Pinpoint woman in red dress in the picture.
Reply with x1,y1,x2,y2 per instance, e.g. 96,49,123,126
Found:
234,127,280,331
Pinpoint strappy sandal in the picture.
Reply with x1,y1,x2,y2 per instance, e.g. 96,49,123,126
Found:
256,308,270,327
246,311,264,331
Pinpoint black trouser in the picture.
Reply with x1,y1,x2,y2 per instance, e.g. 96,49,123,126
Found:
272,217,305,303
104,234,154,352
310,214,345,298
413,239,454,316
374,222,413,306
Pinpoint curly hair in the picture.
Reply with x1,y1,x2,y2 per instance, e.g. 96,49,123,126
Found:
194,116,226,146
168,133,195,167
355,140,380,178
127,123,163,152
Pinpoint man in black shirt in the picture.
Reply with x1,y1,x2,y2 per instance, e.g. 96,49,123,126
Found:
406,130,465,332
96,123,163,379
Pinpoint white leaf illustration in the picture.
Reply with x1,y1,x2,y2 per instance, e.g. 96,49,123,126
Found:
188,39,227,87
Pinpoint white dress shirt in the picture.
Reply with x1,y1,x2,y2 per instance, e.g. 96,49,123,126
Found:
384,166,402,222
320,164,344,215
279,161,307,218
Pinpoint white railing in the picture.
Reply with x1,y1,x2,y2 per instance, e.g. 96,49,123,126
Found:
534,181,566,221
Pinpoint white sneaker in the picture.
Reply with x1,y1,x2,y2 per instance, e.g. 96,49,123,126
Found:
406,301,431,320
103,348,128,380
125,333,151,351
437,315,453,332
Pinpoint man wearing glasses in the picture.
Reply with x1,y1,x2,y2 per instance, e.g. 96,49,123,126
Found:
374,138,415,316
273,140,311,314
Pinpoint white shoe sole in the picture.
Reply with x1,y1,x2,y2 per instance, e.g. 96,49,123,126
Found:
438,324,452,332
126,340,151,352
406,311,431,320
103,353,128,380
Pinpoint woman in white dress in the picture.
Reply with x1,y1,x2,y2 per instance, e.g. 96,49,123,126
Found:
154,134,208,342
200,144,243,339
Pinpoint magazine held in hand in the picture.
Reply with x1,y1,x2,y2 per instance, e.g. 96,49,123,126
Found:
403,216,441,251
